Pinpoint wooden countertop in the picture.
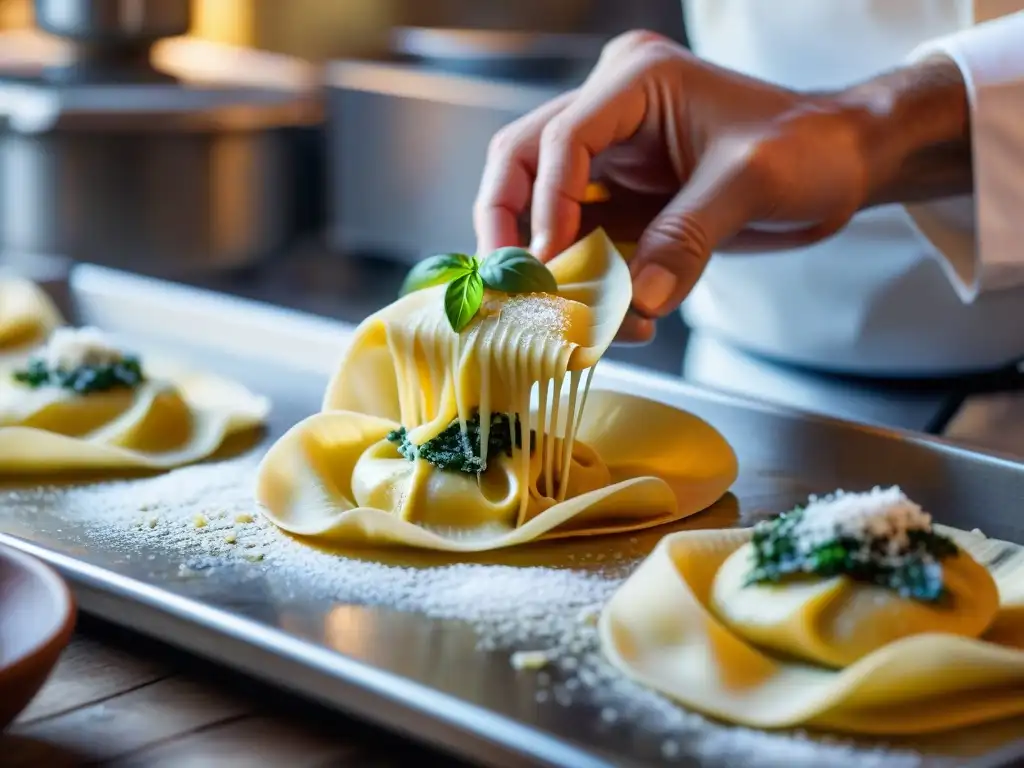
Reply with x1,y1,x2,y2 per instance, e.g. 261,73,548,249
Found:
3,618,461,767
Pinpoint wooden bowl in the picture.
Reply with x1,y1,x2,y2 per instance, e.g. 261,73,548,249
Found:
0,543,76,729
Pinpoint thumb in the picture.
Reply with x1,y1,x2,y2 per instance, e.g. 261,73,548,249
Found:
629,149,765,318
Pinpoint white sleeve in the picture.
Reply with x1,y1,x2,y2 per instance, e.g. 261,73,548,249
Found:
903,10,1024,303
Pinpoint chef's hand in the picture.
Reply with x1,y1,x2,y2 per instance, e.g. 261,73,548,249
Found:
473,31,968,342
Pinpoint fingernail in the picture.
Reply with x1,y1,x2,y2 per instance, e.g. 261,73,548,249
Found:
633,264,676,314
529,234,549,258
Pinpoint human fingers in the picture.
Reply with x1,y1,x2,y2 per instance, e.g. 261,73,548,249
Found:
614,312,656,344
548,184,672,245
473,90,577,255
716,220,851,253
629,139,771,317
529,37,679,261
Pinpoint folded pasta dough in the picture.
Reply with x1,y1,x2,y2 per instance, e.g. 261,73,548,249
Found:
600,497,1024,735
322,228,633,423
711,537,999,668
0,327,269,473
351,433,612,529
0,279,62,359
256,230,738,551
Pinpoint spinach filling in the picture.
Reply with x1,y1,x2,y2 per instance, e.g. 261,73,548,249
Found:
386,411,527,474
744,506,959,602
13,356,145,395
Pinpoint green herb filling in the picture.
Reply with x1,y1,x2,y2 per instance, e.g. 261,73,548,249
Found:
13,357,145,395
386,411,527,474
745,506,958,602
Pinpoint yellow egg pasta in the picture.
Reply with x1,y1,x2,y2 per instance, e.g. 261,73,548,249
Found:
0,337,269,474
711,538,999,668
600,524,1024,735
256,229,738,551
0,279,63,360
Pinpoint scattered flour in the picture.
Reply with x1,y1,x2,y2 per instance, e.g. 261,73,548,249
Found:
1,461,947,768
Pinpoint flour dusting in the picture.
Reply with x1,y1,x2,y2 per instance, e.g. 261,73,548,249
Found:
0,460,946,768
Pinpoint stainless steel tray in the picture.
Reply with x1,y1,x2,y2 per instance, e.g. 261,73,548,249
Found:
2,264,1023,768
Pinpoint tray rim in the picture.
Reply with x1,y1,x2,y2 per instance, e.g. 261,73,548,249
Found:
5,262,1023,768
0,534,608,768
69,262,1024,472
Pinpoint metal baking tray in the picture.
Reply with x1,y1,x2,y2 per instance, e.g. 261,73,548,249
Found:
2,264,1023,768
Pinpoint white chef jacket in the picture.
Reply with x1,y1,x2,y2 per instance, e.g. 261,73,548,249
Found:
679,1,1024,376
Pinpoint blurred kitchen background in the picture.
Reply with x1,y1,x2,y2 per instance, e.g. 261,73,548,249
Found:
0,0,687,354
1,0,1002,442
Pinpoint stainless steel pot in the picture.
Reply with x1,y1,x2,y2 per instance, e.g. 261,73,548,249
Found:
34,0,191,45
2,128,284,277
0,82,321,278
0,13,324,279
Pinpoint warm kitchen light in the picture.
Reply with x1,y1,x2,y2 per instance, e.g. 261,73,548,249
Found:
189,0,253,46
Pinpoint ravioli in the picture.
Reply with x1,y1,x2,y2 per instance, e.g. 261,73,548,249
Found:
0,279,63,360
255,229,738,551
600,489,1024,735
0,327,269,474
711,536,999,669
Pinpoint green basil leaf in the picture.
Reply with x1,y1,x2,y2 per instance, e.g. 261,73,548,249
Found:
400,253,474,296
444,270,484,332
479,247,558,295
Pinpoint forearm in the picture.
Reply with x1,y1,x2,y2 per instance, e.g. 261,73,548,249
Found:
829,57,973,208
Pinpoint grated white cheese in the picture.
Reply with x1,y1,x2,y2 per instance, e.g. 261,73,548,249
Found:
39,326,127,370
792,486,932,558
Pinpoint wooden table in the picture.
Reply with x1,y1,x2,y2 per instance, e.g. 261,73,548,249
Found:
3,617,463,767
